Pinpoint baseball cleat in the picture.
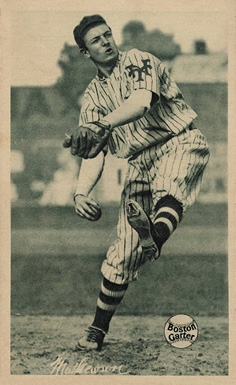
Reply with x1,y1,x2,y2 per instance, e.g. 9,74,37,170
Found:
126,199,161,261
75,326,106,352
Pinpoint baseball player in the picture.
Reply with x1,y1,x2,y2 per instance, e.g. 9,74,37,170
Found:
63,14,210,351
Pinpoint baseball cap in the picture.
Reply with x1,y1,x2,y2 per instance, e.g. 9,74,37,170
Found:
73,14,107,48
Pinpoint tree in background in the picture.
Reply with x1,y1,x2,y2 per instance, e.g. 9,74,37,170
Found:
120,21,147,52
120,20,181,60
55,43,96,111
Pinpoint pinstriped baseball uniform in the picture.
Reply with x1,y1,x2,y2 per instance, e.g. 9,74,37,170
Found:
79,48,210,284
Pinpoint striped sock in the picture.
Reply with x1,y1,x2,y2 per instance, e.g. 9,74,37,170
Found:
92,278,128,333
153,195,183,248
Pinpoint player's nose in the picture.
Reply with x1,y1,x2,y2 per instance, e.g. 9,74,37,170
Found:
101,37,109,46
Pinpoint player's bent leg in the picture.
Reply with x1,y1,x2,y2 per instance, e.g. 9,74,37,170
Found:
146,128,209,253
101,181,152,284
152,195,183,249
126,195,183,260
126,199,160,261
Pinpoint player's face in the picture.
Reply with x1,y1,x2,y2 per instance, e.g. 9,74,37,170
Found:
83,24,118,66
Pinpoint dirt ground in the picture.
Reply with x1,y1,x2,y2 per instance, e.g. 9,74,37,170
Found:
11,315,228,376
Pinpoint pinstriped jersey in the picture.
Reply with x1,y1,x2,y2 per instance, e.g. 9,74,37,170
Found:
79,48,197,159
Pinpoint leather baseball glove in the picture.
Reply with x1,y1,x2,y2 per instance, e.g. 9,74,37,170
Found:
63,119,112,159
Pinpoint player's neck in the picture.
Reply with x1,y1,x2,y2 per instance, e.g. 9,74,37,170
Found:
97,67,112,78
96,58,118,78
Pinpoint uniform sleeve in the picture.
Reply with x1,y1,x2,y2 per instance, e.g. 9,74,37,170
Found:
79,89,109,156
79,89,105,126
124,49,161,98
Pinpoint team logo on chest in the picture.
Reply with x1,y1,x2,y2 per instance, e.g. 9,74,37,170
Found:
125,59,152,82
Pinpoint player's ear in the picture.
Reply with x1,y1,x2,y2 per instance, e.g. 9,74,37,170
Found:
80,48,90,59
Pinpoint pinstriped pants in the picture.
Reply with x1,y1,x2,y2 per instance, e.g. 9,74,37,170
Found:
101,127,210,284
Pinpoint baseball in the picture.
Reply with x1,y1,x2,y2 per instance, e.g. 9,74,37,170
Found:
164,314,198,348
89,203,102,221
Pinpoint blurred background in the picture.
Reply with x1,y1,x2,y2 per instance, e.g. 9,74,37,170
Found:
11,11,228,317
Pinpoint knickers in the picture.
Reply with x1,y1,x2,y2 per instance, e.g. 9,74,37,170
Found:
101,127,210,284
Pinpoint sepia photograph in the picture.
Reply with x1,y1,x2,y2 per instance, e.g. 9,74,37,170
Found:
1,0,235,383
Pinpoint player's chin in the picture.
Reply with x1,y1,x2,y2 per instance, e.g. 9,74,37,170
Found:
102,49,118,62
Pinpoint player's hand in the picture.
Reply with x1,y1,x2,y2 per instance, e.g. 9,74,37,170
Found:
62,120,112,158
74,194,102,221
63,127,81,156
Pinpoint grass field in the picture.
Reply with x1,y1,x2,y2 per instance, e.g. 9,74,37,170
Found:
11,201,227,229
11,203,228,317
11,252,228,317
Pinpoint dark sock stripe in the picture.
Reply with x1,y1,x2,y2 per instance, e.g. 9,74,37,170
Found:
154,222,171,242
152,195,183,248
99,292,124,306
155,212,178,229
103,277,128,291
155,195,183,220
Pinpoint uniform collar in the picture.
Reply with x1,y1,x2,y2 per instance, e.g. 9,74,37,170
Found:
96,51,123,81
